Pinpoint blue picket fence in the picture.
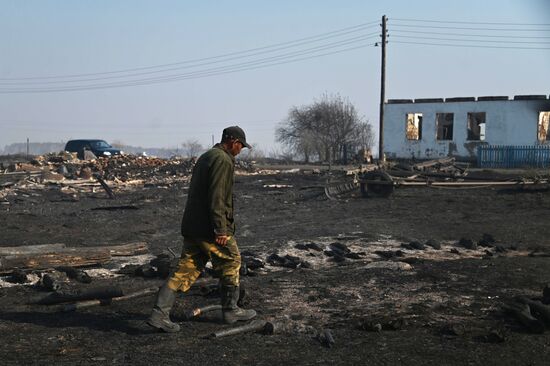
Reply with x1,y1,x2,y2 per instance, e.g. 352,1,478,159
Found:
477,145,550,168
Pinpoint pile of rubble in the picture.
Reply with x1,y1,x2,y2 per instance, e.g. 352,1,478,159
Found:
2,152,197,181
0,152,257,204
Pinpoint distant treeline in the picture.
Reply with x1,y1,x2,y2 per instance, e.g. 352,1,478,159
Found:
1,142,183,159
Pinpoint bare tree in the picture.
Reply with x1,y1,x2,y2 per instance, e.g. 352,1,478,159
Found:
181,139,204,158
277,93,372,164
238,142,265,162
352,122,375,152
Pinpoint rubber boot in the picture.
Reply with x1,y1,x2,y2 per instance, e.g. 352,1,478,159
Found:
221,285,257,324
147,284,180,333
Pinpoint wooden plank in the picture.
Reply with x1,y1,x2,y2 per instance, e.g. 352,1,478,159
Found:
86,242,149,256
0,243,67,256
0,248,111,272
0,242,148,258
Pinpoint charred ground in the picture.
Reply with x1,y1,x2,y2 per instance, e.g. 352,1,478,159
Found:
1,162,550,365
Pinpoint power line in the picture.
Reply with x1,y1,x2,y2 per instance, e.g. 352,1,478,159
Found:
391,35,550,45
0,41,377,93
0,20,379,81
390,40,550,50
391,24,550,32
0,32,379,86
391,18,550,26
390,29,550,39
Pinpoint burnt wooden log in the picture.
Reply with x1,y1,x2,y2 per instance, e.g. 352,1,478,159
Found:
86,242,149,257
206,319,268,339
0,243,66,256
56,266,92,283
0,248,111,273
184,304,222,320
517,297,550,327
317,328,335,348
544,284,550,305
60,286,158,312
32,285,124,305
41,271,69,291
503,303,545,334
94,174,116,199
0,242,147,273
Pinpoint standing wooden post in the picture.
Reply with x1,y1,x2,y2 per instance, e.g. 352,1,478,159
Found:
378,15,387,161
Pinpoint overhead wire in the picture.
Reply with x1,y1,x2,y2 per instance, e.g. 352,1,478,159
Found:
0,32,380,86
390,24,550,31
391,35,550,45
0,32,379,92
390,40,550,50
387,17,550,50
3,17,549,93
390,18,550,26
0,40,378,93
0,20,379,81
390,29,550,39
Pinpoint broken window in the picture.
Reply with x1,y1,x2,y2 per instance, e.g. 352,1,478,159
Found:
406,113,422,140
538,111,550,142
467,112,486,141
436,113,454,140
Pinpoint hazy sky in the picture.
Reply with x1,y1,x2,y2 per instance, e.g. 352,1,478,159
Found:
1,0,549,154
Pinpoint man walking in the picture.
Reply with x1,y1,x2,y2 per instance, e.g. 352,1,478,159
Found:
147,126,256,333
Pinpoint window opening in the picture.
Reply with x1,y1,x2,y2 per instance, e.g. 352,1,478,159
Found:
406,113,422,140
467,112,486,141
538,111,550,142
436,113,454,140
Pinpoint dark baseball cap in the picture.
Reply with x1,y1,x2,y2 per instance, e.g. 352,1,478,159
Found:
222,126,251,148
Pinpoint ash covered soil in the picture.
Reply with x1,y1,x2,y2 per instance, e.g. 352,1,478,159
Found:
1,167,550,365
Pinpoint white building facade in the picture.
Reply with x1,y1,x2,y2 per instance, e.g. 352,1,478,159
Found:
383,95,550,160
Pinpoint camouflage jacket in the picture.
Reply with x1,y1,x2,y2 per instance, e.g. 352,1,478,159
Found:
181,144,235,240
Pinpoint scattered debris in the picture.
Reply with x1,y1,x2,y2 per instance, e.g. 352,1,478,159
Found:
60,286,158,312
502,302,545,334
206,319,273,339
401,241,426,250
458,238,477,250
316,328,335,348
41,271,70,291
267,253,311,269
358,318,409,332
32,285,125,305
425,239,441,250
364,261,412,271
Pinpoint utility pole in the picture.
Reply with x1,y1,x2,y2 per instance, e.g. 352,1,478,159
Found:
378,15,387,161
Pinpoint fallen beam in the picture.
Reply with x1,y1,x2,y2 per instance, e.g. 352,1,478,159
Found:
0,242,148,263
86,242,149,257
32,285,125,305
206,319,271,339
94,174,116,199
0,248,111,273
0,243,67,256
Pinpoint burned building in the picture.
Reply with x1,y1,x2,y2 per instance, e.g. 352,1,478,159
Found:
383,95,550,160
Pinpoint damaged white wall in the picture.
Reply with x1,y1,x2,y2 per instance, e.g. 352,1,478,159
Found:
383,95,550,160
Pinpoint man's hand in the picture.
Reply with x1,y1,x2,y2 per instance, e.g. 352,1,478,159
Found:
215,235,231,246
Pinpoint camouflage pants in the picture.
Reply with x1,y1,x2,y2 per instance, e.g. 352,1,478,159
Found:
167,236,241,292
